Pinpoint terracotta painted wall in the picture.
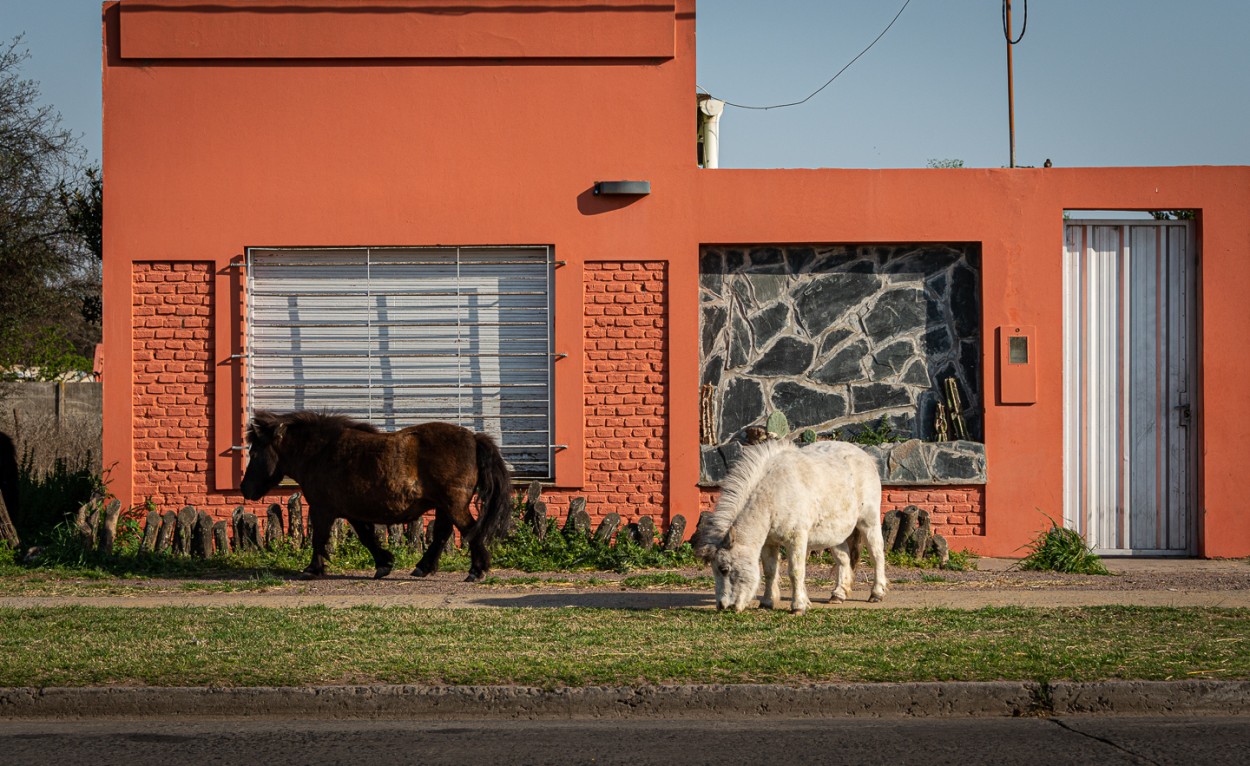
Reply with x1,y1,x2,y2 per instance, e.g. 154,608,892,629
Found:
102,1,1250,557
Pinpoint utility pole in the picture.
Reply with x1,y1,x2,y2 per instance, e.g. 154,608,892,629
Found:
1003,0,1027,168
1006,0,1016,168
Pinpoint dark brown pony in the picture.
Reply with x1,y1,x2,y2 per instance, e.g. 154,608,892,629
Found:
240,411,512,582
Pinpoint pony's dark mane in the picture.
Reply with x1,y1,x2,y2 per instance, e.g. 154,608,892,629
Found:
284,410,380,434
247,410,379,445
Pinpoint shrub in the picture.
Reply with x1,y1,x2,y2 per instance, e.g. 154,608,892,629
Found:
492,516,697,573
1015,516,1110,575
828,415,908,447
12,452,103,545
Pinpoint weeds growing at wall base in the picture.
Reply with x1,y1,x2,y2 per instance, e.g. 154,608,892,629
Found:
1015,515,1110,575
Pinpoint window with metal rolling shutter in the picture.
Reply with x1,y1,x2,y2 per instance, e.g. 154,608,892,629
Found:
245,246,555,478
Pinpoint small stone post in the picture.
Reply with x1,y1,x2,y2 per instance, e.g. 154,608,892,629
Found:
155,511,176,553
230,505,245,552
83,503,102,550
593,513,620,545
73,498,96,549
265,503,285,549
661,514,687,551
174,505,197,555
240,512,261,552
896,506,921,554
212,520,229,555
634,515,656,549
910,508,932,560
329,518,347,553
929,533,950,567
140,510,160,552
521,480,545,539
880,510,903,552
563,497,591,539
528,500,548,540
286,493,304,549
404,519,425,554
98,499,122,555
191,511,213,559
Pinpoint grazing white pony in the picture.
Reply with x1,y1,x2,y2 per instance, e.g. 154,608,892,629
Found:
694,439,886,614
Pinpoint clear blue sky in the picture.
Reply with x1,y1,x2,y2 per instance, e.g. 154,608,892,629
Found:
3,0,1249,170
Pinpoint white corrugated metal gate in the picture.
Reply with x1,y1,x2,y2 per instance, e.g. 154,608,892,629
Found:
1062,221,1197,555
245,246,556,478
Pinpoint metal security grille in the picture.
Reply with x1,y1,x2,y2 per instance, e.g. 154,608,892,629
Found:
245,246,556,478
1062,222,1196,555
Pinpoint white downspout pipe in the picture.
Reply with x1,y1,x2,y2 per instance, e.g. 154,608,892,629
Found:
699,97,725,169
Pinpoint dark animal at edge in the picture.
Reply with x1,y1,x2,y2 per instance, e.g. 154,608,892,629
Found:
0,431,18,542
240,411,512,582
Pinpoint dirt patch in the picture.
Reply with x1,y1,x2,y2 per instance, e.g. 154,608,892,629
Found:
3,557,1248,609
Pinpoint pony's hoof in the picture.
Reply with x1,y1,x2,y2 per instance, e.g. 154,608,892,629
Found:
830,595,846,604
759,600,775,610
790,607,808,616
299,570,324,581
410,565,432,578
868,592,884,603
464,571,484,583
373,565,393,580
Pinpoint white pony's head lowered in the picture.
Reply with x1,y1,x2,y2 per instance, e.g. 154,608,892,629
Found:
694,440,795,611
707,526,764,612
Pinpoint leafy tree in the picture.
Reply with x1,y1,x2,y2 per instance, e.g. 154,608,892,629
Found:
0,37,100,375
926,158,965,168
58,165,102,325
1150,210,1195,221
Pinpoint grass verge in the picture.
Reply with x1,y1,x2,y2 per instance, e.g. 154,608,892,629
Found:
1,606,1246,688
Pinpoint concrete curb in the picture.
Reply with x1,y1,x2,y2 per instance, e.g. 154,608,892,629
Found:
2,681,1248,721
1049,680,1250,716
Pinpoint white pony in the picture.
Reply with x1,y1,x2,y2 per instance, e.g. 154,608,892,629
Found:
694,439,887,614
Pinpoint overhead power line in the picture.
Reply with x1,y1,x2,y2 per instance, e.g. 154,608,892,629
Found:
701,0,914,111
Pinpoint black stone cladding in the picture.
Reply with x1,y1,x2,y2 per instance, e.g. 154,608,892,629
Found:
699,243,984,484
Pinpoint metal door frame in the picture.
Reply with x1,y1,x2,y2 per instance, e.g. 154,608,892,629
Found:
1062,219,1198,556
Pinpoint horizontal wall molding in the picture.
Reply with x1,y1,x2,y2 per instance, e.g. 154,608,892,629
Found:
119,0,676,60
700,439,987,488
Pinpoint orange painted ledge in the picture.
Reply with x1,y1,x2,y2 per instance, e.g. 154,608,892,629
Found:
119,0,676,60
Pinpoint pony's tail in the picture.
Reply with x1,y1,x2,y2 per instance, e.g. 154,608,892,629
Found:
468,432,513,546
846,527,863,569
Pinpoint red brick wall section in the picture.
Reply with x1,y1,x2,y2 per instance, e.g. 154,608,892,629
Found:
541,261,668,529
698,484,986,540
132,262,228,516
881,485,985,537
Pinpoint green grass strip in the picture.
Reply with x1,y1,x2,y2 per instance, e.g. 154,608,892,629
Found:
2,606,1247,688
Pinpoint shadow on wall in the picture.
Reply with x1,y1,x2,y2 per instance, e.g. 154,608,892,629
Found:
576,185,648,216
698,243,983,483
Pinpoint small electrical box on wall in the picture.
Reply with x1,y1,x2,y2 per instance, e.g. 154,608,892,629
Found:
998,325,1037,404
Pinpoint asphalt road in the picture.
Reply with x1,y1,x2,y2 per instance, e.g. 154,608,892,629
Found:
4,716,1250,765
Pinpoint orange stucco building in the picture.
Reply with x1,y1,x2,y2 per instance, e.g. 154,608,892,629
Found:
101,0,1250,557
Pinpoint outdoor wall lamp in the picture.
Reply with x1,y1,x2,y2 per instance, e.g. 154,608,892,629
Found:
593,180,650,196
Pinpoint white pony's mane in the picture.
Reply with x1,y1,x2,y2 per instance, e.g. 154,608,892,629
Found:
702,439,797,545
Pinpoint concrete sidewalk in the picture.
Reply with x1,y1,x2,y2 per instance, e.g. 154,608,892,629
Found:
1,556,1246,610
